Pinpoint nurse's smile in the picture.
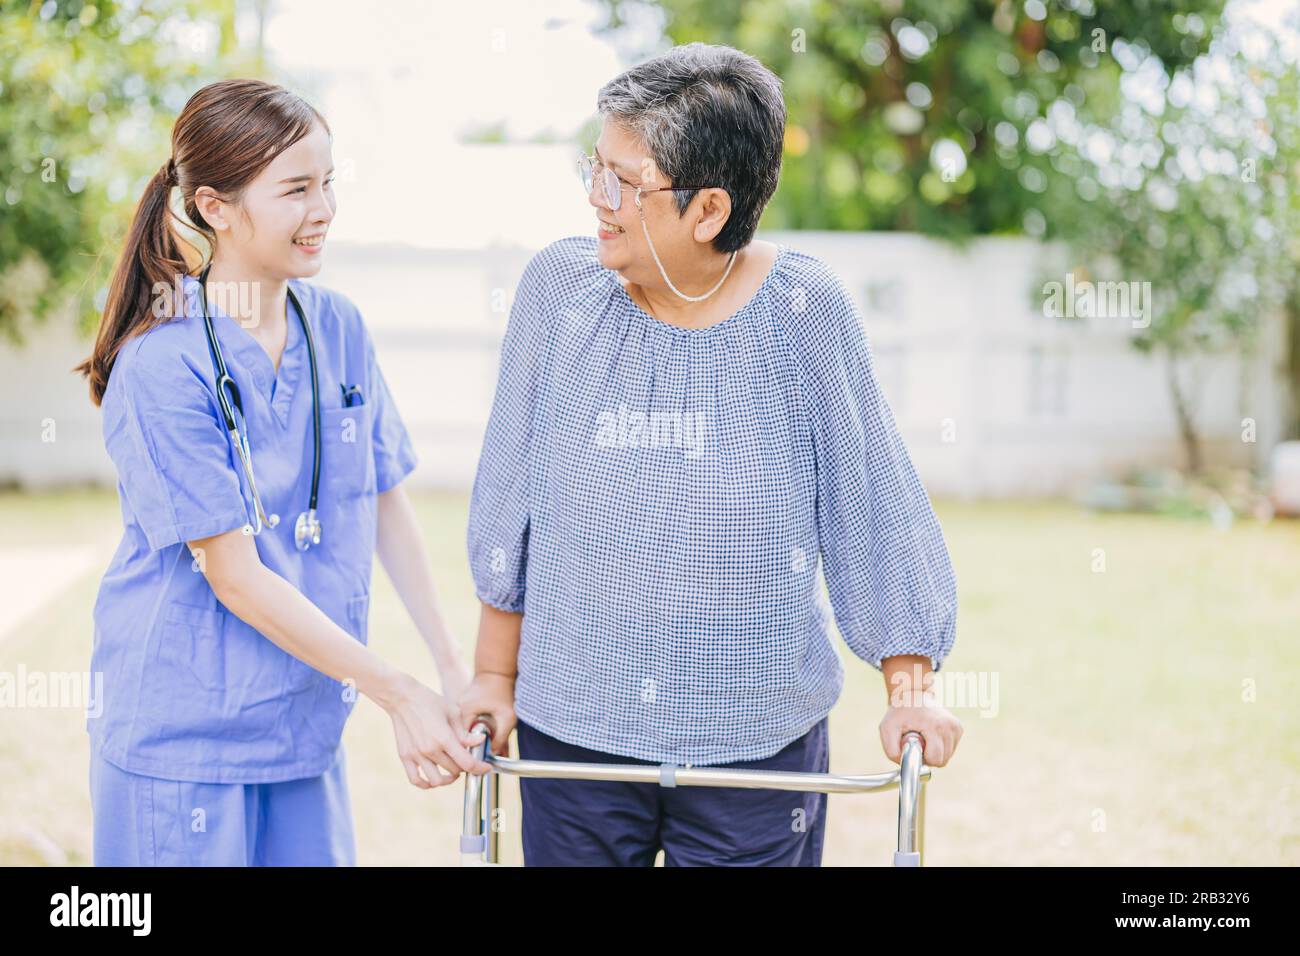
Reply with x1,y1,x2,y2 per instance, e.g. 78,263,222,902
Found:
292,231,326,254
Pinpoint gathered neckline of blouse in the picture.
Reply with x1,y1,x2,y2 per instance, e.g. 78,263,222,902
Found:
611,243,791,336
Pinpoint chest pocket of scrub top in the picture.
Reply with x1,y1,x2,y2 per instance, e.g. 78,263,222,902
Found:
320,402,376,502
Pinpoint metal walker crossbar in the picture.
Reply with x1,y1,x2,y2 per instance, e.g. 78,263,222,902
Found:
460,718,931,866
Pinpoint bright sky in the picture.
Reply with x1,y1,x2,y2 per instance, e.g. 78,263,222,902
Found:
256,0,653,249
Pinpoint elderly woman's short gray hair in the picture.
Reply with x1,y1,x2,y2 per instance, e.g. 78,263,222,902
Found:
596,42,785,254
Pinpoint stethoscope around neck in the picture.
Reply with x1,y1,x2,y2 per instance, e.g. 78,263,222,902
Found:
198,261,323,551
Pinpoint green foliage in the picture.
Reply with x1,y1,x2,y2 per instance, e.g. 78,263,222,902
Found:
592,0,1224,240
592,0,1300,457
1046,21,1300,452
0,0,241,341
1056,41,1295,344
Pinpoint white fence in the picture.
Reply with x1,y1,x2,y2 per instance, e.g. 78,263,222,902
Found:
0,231,1286,498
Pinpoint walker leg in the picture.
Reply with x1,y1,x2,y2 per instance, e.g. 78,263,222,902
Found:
460,718,501,866
895,732,926,867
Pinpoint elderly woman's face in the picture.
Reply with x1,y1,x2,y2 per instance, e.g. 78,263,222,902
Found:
587,121,697,277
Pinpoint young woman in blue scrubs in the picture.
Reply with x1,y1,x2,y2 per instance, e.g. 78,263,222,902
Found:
75,79,489,866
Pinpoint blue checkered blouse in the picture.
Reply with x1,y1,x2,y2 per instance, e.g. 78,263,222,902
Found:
467,235,957,765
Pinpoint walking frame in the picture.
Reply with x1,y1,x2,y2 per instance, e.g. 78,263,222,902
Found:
460,716,931,867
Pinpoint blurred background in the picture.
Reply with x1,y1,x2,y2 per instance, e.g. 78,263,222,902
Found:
0,0,1297,866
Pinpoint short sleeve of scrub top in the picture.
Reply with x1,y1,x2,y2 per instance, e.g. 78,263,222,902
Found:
102,345,250,551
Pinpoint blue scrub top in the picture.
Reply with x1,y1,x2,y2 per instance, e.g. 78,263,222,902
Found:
89,274,418,784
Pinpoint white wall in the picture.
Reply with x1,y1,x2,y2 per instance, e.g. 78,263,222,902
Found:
0,231,1286,498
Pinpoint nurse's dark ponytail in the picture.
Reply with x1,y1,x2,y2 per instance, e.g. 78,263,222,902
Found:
76,160,186,407
76,79,328,406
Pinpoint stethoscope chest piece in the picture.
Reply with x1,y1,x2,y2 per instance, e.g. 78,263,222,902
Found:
295,508,322,551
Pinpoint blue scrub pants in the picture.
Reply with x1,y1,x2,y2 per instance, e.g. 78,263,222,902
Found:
89,746,356,866
516,716,829,866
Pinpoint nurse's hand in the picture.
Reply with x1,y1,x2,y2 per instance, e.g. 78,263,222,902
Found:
438,657,475,734
383,673,492,788
458,672,516,760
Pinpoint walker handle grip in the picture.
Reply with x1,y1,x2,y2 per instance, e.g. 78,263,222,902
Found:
468,713,494,748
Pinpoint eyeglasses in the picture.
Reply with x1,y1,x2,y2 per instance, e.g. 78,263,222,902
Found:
577,152,713,212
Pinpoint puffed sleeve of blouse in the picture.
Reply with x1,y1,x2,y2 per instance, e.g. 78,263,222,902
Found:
465,243,554,613
788,257,958,672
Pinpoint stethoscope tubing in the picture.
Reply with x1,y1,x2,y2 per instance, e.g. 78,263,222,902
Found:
197,262,322,536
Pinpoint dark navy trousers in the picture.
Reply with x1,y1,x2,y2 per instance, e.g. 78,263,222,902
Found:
516,716,830,866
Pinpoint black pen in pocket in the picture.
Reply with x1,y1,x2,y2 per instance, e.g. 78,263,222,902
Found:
340,384,364,407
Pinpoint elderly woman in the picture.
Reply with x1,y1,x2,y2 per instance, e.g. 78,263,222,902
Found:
460,42,961,867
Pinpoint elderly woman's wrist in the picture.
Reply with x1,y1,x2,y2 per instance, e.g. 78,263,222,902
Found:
882,654,937,704
888,687,939,708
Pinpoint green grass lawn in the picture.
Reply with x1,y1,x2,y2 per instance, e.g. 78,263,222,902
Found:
1,488,1297,866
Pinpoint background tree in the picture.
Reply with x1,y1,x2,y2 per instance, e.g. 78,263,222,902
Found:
591,0,1224,239
1043,22,1300,471
590,0,1300,474
0,0,250,343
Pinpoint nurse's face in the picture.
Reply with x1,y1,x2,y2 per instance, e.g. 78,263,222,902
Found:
587,121,698,282
212,121,337,279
